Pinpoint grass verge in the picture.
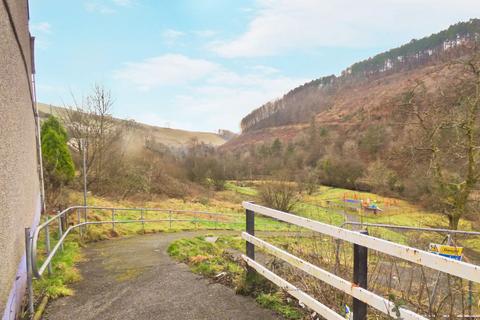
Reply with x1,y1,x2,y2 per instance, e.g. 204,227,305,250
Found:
33,239,83,299
167,235,305,319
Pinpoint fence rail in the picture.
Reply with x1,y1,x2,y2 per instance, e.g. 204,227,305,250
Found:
242,201,480,320
341,221,480,236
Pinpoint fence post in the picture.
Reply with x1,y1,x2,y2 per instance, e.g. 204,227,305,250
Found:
45,224,52,275
57,215,64,252
169,211,172,230
353,230,368,320
25,228,34,317
246,208,255,260
141,209,145,234
468,280,473,317
62,210,68,232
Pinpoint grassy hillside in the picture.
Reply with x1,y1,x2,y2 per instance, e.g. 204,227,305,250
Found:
38,103,227,148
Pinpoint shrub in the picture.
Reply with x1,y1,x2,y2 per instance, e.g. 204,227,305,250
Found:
259,181,299,212
41,116,75,208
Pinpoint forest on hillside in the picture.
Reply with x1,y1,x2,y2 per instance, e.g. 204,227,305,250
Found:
241,19,480,132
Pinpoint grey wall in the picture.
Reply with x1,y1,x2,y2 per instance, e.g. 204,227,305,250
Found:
0,0,42,318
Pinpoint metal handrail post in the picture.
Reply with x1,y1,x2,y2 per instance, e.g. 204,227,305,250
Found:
76,208,82,238
112,209,115,231
57,215,64,252
83,206,88,234
45,224,52,275
25,228,34,317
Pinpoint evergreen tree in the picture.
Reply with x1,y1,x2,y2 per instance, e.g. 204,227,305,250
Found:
41,116,75,207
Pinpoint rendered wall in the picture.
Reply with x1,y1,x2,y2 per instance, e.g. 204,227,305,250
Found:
0,0,42,318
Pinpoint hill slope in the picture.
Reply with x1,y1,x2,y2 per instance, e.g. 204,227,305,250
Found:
38,103,228,149
223,19,480,151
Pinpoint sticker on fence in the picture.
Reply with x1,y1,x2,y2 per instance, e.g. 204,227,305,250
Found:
429,243,463,261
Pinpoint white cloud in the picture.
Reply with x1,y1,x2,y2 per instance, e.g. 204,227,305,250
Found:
30,22,52,49
84,0,133,14
114,54,306,131
30,22,52,34
212,0,480,58
193,30,218,38
169,74,302,131
112,0,132,6
113,54,220,90
161,29,186,46
84,2,115,14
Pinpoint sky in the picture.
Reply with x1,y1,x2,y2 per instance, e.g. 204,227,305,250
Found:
29,1,480,133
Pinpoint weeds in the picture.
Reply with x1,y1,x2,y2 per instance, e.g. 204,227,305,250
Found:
167,235,306,319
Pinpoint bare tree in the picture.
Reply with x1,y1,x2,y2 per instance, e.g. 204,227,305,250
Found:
62,84,122,192
402,53,480,229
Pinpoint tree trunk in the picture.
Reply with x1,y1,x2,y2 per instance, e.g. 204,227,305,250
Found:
448,213,461,230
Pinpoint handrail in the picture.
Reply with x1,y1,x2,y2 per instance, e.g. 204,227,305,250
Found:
31,205,243,279
37,206,239,232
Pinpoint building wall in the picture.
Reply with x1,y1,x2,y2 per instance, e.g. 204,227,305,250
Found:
0,0,42,318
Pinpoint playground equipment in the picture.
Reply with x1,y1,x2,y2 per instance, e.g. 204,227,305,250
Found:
343,193,383,214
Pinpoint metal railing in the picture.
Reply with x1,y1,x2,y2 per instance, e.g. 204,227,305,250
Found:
24,205,249,316
341,221,480,236
242,201,480,320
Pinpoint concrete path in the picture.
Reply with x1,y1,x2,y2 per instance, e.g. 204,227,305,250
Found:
43,231,280,320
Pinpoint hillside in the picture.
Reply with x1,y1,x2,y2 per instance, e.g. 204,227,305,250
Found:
38,103,228,150
224,19,480,150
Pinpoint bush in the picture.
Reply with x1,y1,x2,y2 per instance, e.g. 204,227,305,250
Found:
319,157,364,190
259,181,299,212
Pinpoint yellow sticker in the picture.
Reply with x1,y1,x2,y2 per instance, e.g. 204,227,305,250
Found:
429,243,463,256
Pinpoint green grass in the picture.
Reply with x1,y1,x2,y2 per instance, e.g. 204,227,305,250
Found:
168,235,244,277
33,240,82,298
256,293,303,319
293,202,344,226
167,235,305,319
225,181,258,196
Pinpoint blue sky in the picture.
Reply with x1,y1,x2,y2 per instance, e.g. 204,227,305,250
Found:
30,0,480,132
